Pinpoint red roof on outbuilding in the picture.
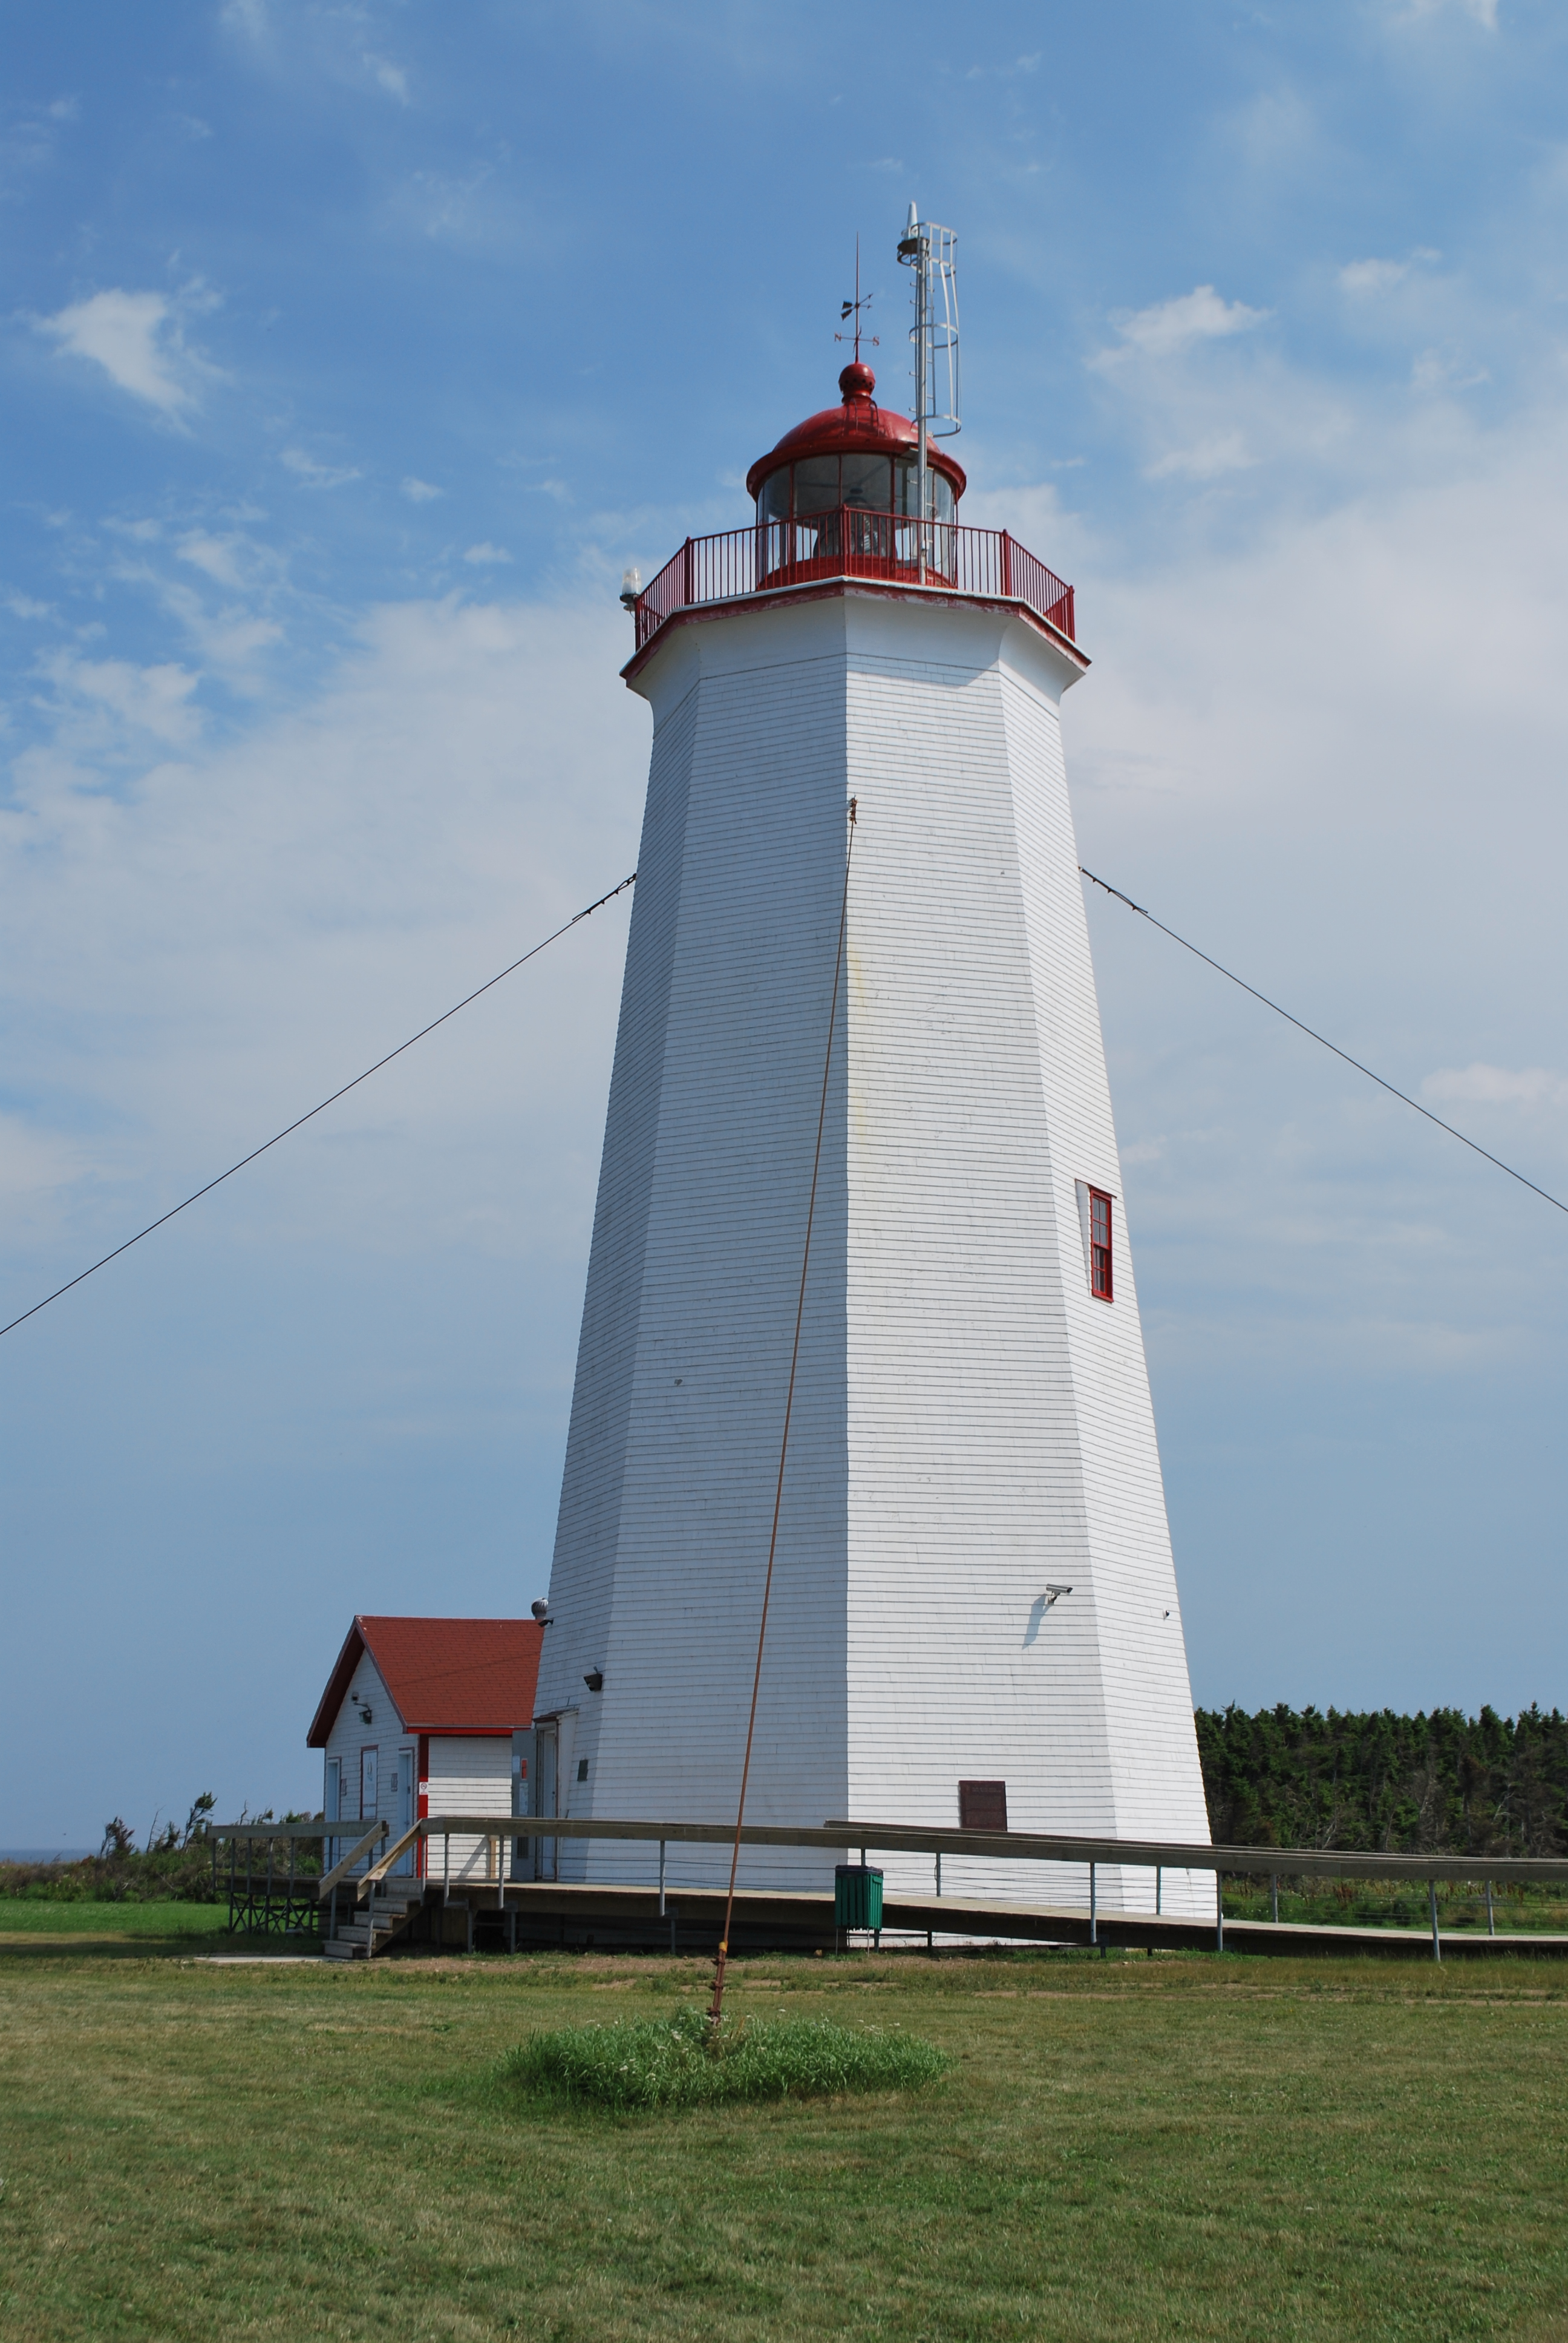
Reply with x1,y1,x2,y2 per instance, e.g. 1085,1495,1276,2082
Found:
307,1615,544,1746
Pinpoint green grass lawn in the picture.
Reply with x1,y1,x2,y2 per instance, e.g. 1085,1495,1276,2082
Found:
1,1938,1565,2342
0,1900,272,1951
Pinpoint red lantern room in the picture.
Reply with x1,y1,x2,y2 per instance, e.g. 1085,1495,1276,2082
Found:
739,361,969,595
624,329,1076,675
745,361,966,527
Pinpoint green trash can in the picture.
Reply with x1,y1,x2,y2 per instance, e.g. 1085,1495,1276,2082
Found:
835,1864,884,1932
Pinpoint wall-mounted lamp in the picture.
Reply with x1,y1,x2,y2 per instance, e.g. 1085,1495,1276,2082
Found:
531,1600,551,1624
583,1670,604,1693
358,1703,373,1723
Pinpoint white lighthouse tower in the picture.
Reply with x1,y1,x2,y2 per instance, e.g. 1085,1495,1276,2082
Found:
532,218,1212,1916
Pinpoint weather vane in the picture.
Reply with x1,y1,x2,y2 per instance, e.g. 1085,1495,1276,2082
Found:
833,235,879,362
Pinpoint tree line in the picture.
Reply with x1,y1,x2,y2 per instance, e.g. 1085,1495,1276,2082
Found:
1197,1705,1568,1857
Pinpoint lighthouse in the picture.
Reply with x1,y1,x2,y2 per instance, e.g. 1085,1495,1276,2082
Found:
531,216,1212,1918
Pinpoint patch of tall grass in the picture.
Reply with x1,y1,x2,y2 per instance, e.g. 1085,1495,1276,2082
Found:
498,2008,949,2111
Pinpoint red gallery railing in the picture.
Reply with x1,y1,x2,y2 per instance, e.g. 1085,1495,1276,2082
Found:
633,512,1076,652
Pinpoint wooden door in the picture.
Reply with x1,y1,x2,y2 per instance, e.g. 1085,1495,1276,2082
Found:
396,1748,415,1874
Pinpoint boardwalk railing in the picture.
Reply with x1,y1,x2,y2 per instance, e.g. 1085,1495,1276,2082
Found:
634,514,1076,652
300,1814,1568,1964
205,1820,342,1936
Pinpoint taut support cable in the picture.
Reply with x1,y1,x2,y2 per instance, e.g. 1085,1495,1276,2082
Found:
0,874,638,1342
1080,866,1568,1218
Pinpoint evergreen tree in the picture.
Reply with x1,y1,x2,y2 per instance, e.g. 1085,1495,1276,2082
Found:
1195,1706,1568,1855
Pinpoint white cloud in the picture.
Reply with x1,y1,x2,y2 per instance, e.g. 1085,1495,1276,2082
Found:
186,608,282,675
220,0,269,41
1395,0,1497,25
39,652,202,746
1340,249,1442,297
1144,432,1258,482
139,566,286,685
175,532,247,588
1423,1064,1568,1110
365,53,409,102
1341,258,1410,297
4,590,53,620
34,290,203,418
1,596,645,1270
463,542,513,565
281,448,361,489
401,477,443,503
965,53,1040,78
0,1115,88,1207
1412,348,1489,393
1102,284,1271,362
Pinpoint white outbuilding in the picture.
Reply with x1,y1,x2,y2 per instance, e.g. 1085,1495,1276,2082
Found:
308,1615,543,1883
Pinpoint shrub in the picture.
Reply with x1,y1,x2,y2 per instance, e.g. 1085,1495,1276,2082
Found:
0,1798,320,1904
498,2008,949,2112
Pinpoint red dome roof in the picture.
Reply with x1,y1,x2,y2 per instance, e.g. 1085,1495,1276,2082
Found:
745,363,966,503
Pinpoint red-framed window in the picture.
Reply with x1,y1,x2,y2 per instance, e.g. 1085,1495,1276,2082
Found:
1089,1188,1113,1303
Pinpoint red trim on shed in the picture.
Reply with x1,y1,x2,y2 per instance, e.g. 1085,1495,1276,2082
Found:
417,1732,429,1879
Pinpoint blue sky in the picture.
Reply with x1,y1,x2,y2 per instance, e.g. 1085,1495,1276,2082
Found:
4,0,1566,1844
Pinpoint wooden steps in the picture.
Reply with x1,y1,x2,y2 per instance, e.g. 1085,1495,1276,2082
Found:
322,1884,425,1962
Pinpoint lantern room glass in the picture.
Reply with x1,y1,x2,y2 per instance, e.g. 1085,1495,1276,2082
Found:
754,455,956,526
759,469,791,526
895,458,954,526
841,454,892,510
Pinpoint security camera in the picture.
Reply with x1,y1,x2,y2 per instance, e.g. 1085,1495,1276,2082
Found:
1042,1585,1074,1607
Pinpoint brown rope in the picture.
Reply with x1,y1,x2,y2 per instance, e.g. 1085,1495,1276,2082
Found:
708,796,858,2027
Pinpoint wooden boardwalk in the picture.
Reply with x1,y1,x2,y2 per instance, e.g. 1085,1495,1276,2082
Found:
209,1817,1568,1962
382,1879,1568,1962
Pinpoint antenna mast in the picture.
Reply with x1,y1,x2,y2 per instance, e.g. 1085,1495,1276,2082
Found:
897,206,959,581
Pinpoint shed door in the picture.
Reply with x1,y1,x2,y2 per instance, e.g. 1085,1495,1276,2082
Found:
512,1729,536,1883
361,1745,378,1821
396,1747,416,1875
535,1724,557,1881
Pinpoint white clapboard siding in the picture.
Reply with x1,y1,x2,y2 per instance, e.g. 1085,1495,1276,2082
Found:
536,586,1213,1916
321,1655,413,1873
425,1737,512,1887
